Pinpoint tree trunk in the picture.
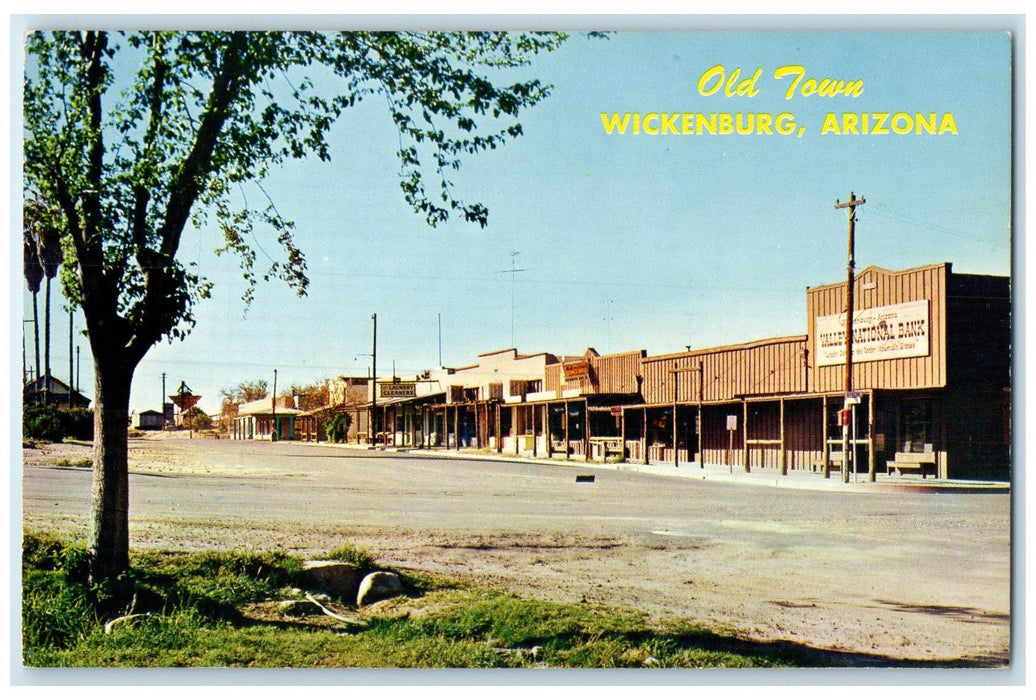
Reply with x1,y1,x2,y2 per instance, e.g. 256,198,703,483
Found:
43,276,52,405
32,290,40,387
89,357,134,582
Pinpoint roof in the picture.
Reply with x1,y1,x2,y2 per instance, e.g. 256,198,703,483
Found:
805,262,952,293
24,375,90,403
643,335,809,363
237,401,302,417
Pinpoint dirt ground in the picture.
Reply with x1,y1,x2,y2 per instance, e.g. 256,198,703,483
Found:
20,435,1013,668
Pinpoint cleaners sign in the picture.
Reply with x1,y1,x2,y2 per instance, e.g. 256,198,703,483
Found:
815,299,930,367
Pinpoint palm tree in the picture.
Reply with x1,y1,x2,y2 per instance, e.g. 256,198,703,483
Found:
22,203,44,395
33,203,63,405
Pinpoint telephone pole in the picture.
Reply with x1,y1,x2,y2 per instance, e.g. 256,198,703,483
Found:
835,192,865,483
68,307,74,407
271,368,278,441
371,313,377,446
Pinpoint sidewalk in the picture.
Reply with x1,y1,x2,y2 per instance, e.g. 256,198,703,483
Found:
330,442,1011,494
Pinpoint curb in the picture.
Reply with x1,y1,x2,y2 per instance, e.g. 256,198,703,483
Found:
301,441,1010,494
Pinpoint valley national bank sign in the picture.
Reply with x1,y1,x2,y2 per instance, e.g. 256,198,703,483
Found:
815,299,930,367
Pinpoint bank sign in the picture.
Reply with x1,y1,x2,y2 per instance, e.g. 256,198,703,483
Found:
815,299,930,367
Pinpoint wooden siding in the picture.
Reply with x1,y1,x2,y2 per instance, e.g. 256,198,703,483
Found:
546,349,644,395
807,263,949,393
641,336,808,405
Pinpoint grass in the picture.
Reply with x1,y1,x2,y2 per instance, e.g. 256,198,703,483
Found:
21,532,806,669
54,458,93,468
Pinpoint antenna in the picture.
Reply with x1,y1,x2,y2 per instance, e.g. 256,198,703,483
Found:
497,252,528,347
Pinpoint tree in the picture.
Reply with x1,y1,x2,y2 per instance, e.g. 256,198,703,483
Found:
36,207,64,405
23,30,566,583
291,380,331,412
220,379,270,410
183,406,213,431
22,204,43,388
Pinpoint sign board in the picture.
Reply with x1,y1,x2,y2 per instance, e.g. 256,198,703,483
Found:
610,406,623,416
379,381,417,398
815,299,930,367
844,391,862,405
726,415,738,431
563,359,591,380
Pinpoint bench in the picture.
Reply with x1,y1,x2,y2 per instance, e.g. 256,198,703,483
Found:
887,447,938,478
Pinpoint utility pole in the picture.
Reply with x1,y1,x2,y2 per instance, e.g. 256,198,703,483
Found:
162,372,167,430
835,192,865,484
371,313,377,446
272,368,278,441
68,307,74,407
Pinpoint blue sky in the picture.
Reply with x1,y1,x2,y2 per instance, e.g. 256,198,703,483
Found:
16,28,1013,415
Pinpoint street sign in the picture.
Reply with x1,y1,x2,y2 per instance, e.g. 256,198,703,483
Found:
726,415,738,431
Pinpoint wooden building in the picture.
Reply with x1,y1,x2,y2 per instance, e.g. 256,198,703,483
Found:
296,376,370,443
231,396,301,441
622,262,1010,480
333,261,1007,481
23,375,90,410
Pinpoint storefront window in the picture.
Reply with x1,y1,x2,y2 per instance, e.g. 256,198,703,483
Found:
900,399,933,453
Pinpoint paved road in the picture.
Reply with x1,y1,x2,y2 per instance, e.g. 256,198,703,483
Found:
21,437,1013,666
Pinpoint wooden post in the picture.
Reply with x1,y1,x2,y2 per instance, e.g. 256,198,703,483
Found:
643,406,649,465
868,390,876,481
544,404,551,458
727,420,734,473
698,359,704,467
672,365,679,468
823,395,831,478
742,400,750,473
583,401,590,462
779,398,787,476
453,406,459,450
564,401,570,459
620,407,627,462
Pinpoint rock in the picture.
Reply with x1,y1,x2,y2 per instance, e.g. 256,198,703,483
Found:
356,571,403,607
303,560,363,600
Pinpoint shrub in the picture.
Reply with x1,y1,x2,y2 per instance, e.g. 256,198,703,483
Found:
324,412,351,443
23,405,65,442
22,405,94,442
62,408,94,441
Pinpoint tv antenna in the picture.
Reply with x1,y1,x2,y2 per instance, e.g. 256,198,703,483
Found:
497,252,528,347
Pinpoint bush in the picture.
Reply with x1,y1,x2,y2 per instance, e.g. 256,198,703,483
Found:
63,408,94,441
324,412,351,443
22,405,93,442
23,405,64,441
